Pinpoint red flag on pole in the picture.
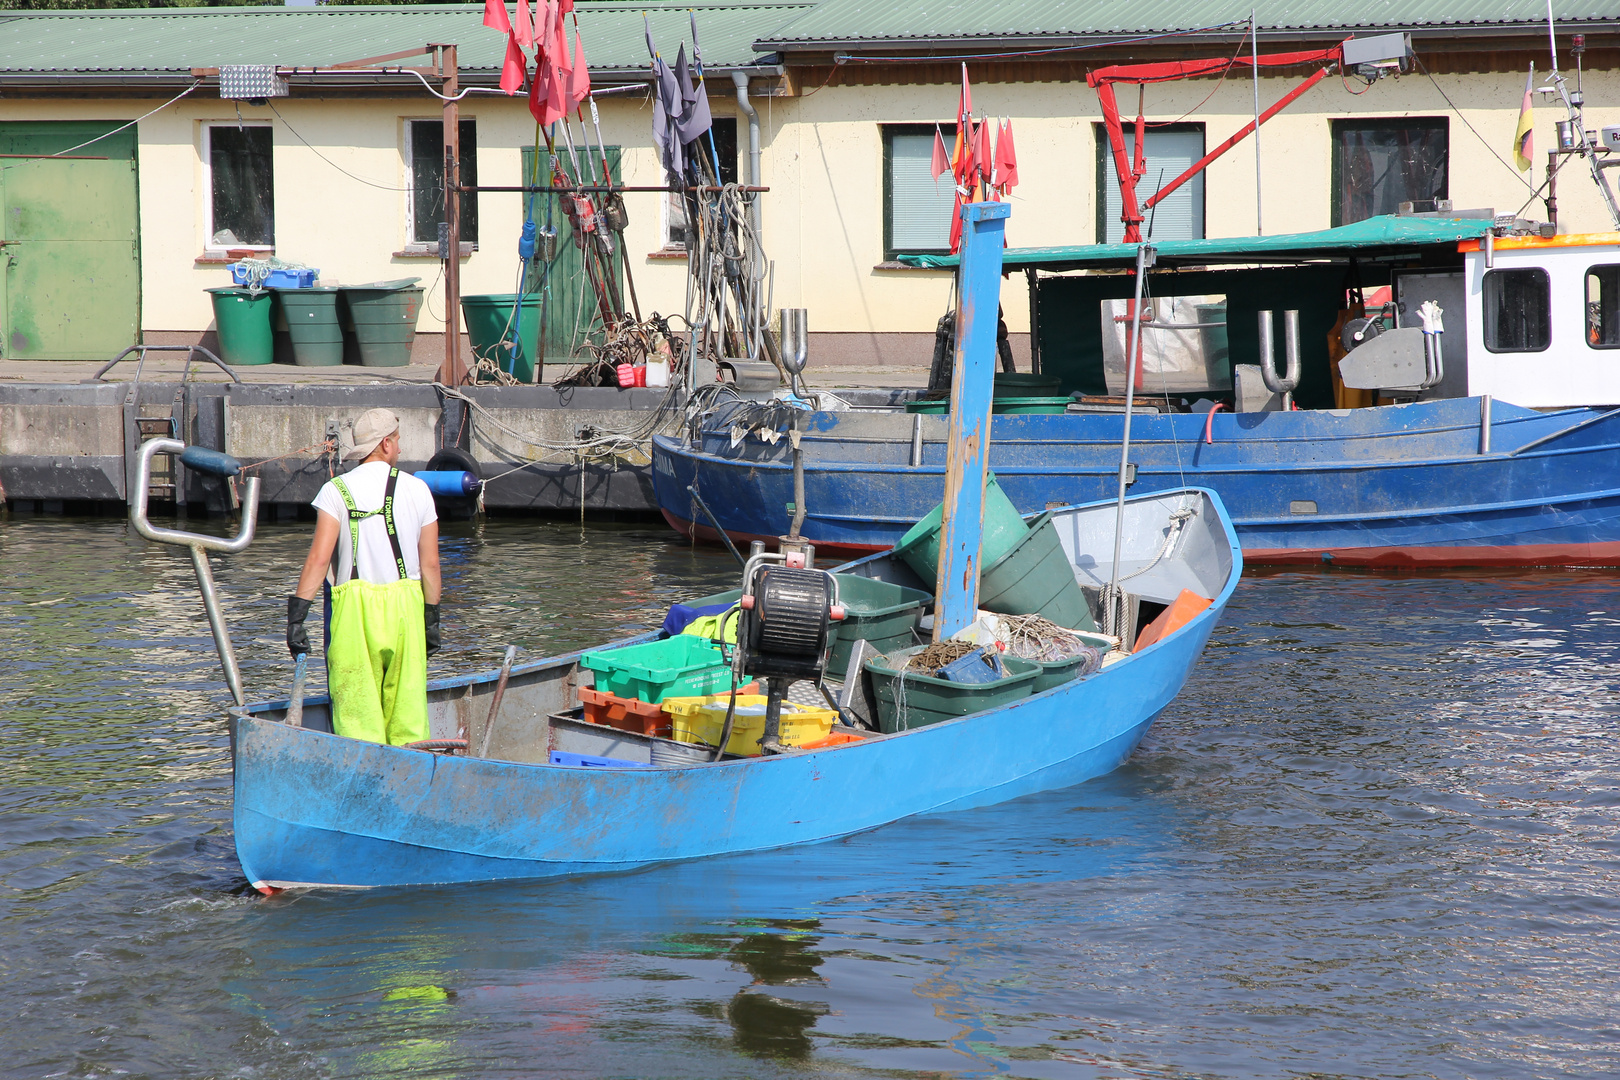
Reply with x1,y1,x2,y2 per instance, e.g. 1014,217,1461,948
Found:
975,119,992,189
930,124,951,180
995,118,1019,190
514,0,536,49
534,53,560,125
952,63,973,185
483,0,511,34
568,33,591,109
500,32,526,94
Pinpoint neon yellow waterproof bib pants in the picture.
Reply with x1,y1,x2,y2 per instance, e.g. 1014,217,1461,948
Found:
326,469,428,746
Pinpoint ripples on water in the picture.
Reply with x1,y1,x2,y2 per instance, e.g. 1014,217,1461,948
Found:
2,512,1618,1079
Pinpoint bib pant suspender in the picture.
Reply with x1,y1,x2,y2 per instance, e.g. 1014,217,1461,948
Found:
331,467,409,582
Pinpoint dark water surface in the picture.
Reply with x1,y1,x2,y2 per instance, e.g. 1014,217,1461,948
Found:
3,512,1619,1079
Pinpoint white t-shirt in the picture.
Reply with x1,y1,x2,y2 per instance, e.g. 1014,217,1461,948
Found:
312,461,438,585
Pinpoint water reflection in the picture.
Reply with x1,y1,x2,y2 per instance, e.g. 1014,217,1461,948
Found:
4,515,1620,1078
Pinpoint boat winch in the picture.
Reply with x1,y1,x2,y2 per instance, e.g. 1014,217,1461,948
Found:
726,544,844,755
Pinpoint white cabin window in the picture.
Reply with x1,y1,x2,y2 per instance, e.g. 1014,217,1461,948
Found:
1483,268,1550,353
883,124,957,259
1586,265,1620,348
1095,123,1205,243
203,122,273,250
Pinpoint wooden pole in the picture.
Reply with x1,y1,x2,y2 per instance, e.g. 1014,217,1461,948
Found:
931,200,1010,642
438,45,466,386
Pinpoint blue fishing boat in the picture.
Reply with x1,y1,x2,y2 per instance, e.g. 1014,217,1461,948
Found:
228,485,1239,891
654,218,1620,568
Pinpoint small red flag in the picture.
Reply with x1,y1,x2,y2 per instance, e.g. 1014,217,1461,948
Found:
975,120,992,186
569,33,591,109
528,54,549,124
930,125,950,180
995,118,1019,190
500,32,526,95
483,0,511,34
514,0,535,49
948,194,964,254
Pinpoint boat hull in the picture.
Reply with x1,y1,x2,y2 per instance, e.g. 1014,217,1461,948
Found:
652,399,1620,567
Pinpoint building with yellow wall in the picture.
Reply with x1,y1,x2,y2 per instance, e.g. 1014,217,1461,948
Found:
0,2,1615,367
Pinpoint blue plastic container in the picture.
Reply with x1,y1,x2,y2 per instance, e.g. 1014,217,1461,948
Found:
230,264,318,290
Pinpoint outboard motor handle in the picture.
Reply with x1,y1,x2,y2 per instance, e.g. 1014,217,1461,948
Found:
131,438,261,705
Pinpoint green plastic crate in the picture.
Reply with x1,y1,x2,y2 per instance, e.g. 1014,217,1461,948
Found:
580,636,735,703
826,574,930,675
865,646,1040,732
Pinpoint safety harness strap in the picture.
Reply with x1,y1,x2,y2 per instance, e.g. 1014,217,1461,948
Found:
331,469,409,582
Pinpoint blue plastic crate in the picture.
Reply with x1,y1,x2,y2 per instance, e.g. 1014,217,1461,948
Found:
549,750,649,769
229,264,318,290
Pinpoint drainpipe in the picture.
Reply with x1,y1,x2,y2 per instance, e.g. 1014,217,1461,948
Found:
731,70,762,238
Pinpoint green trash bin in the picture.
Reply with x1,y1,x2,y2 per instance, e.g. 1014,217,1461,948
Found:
205,287,274,366
892,473,1029,586
462,293,542,383
339,280,423,367
272,288,343,367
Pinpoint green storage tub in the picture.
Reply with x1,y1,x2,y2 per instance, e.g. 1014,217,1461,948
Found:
979,511,1097,631
273,287,344,366
463,293,542,383
992,396,1071,415
205,287,274,366
580,636,736,703
904,398,948,414
339,280,423,367
865,646,1040,732
826,574,931,675
892,473,1028,585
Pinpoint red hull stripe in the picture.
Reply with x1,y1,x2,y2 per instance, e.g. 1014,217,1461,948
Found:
1245,542,1620,568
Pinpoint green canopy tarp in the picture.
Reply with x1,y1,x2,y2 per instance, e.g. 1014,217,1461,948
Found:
897,214,1496,271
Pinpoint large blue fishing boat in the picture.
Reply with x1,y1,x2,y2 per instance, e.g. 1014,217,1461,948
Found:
654,218,1620,568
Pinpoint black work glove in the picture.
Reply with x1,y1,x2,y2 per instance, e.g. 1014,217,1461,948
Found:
286,595,313,657
424,602,442,657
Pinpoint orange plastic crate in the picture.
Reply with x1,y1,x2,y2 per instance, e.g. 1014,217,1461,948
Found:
578,686,670,737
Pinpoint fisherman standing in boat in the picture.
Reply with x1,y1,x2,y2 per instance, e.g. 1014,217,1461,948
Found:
285,408,442,745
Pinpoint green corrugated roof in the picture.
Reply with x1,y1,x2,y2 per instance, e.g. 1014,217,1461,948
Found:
897,215,1497,270
758,0,1620,50
0,3,811,81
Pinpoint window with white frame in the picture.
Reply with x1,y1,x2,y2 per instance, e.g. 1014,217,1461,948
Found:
1095,123,1205,243
203,122,274,249
406,118,479,246
882,124,957,260
664,117,738,249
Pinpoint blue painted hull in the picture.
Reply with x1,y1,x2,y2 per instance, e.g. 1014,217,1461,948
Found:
653,398,1620,567
230,489,1242,891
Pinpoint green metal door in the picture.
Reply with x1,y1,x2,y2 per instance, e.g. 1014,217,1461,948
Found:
520,145,624,360
0,122,140,360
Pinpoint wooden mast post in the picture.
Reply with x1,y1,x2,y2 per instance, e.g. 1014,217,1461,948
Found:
437,44,467,386
931,200,1010,642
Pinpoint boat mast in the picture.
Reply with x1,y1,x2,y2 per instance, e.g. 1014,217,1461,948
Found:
931,201,1011,641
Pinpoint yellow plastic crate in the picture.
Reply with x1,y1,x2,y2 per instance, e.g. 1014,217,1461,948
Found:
659,684,759,720
669,697,837,757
